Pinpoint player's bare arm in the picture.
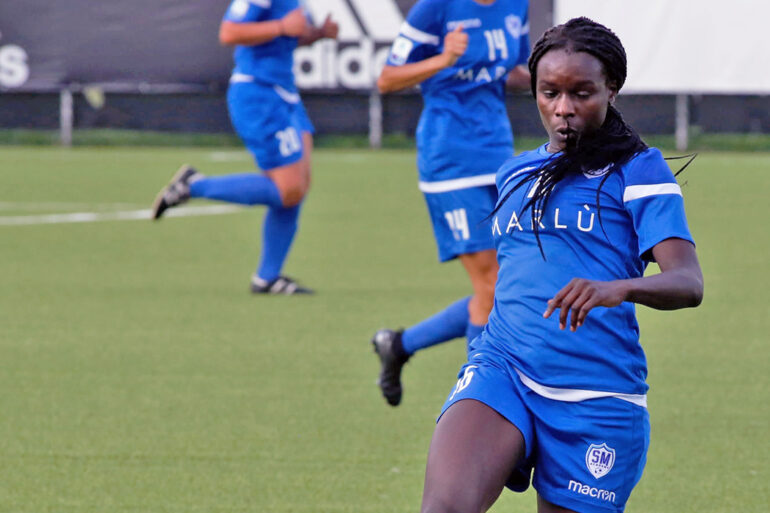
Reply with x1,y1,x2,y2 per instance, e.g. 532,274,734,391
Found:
377,24,468,94
505,64,531,91
219,7,307,46
544,237,703,331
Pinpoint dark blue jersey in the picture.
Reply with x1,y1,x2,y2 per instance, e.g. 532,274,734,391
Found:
483,145,694,395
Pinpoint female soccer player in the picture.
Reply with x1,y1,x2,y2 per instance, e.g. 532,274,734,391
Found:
371,0,531,406
419,17,703,513
151,1,337,295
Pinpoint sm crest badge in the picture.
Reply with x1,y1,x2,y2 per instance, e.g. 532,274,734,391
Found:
585,443,616,479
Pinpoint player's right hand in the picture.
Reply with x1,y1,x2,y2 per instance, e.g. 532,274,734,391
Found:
319,14,339,40
442,24,468,66
543,278,628,332
281,8,308,37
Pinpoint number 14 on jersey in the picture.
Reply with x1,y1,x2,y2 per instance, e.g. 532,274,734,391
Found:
483,29,508,61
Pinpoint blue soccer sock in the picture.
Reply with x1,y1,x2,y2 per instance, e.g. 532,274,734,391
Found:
256,202,301,282
190,173,282,207
401,297,470,355
466,322,484,355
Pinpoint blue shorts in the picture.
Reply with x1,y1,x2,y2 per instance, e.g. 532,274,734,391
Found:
227,81,315,171
422,185,497,262
440,345,650,513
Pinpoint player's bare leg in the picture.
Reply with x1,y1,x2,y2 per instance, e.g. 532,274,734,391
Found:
458,249,498,326
263,132,312,207
250,131,314,294
421,399,526,513
537,495,578,513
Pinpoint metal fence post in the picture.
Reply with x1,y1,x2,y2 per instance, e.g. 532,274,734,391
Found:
60,87,74,147
675,93,689,152
369,89,382,149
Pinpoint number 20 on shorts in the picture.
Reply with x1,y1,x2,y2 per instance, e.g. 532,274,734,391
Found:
275,127,301,157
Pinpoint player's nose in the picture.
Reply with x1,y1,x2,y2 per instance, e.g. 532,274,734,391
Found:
554,95,575,118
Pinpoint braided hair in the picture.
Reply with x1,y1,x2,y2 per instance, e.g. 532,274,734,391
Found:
493,17,648,258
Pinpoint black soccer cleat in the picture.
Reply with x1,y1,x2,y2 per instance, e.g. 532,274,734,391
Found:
151,164,202,220
372,329,410,406
250,275,314,295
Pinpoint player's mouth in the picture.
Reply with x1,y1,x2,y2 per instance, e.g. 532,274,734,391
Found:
555,125,576,138
553,123,581,149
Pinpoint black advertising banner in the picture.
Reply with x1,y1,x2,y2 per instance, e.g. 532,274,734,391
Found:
0,0,232,91
0,0,550,92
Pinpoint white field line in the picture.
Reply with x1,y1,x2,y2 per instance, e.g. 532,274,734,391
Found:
0,201,144,211
0,205,242,226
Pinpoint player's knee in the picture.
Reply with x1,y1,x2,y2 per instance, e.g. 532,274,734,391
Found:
278,186,306,207
277,181,308,207
469,293,494,321
271,160,310,207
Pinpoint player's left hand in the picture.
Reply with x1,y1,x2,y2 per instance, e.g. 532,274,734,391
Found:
543,278,628,332
320,14,339,40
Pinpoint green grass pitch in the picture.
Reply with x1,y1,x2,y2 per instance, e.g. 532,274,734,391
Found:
0,145,767,512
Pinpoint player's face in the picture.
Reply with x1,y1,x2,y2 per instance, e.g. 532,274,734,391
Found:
535,48,617,152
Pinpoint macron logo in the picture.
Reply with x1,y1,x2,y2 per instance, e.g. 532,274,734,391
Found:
567,480,616,503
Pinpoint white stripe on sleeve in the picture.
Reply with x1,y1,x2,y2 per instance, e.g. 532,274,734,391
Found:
500,165,538,189
623,183,682,202
400,21,440,45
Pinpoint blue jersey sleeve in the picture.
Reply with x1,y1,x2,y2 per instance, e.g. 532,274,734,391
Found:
495,147,542,191
386,0,444,66
223,0,268,23
622,148,694,260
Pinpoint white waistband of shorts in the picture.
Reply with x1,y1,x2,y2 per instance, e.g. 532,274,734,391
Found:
418,173,496,193
228,75,300,104
516,369,648,408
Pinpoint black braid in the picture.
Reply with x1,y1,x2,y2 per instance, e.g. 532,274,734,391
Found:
492,17,647,259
